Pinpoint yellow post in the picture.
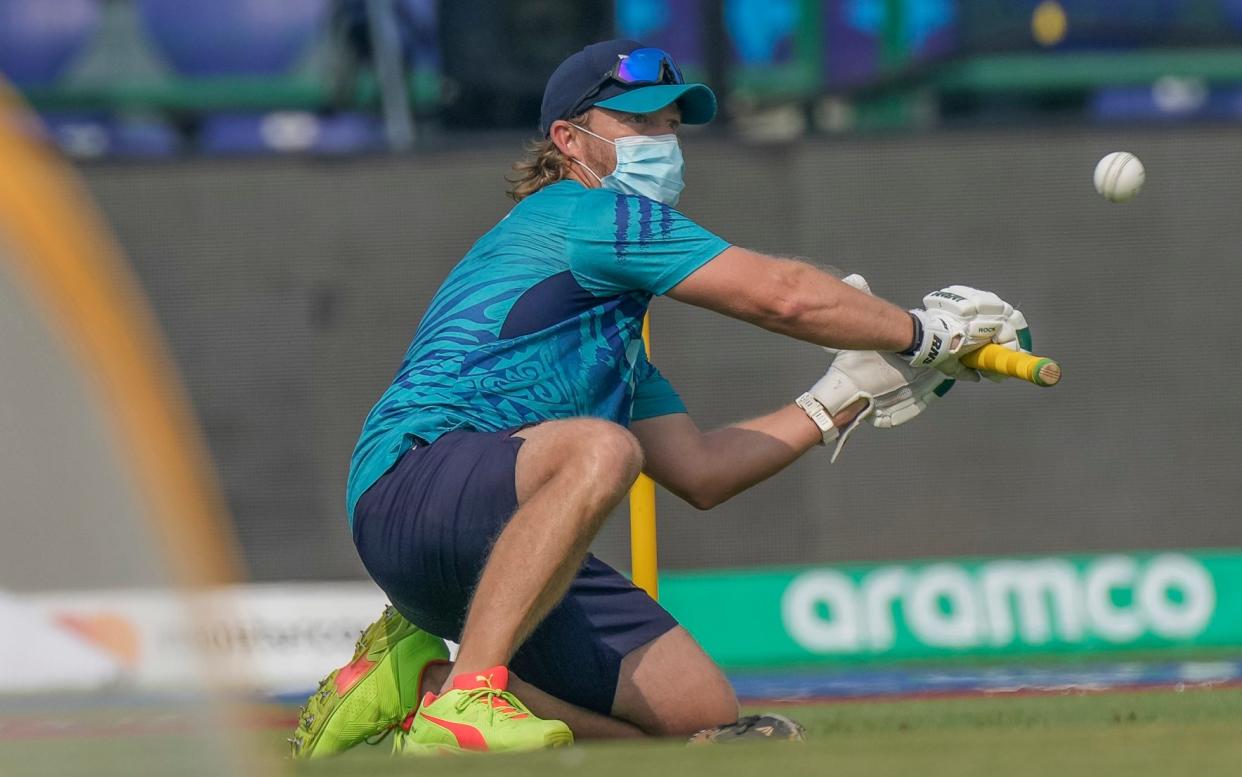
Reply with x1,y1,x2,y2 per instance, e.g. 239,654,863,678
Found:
629,314,659,599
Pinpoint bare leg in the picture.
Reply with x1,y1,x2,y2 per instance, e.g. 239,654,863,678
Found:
447,418,643,684
611,626,740,736
426,626,736,739
429,418,733,739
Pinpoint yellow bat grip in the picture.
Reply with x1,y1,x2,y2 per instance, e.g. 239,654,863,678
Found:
959,344,1061,387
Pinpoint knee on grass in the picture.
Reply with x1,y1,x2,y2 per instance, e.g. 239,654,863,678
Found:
639,689,741,738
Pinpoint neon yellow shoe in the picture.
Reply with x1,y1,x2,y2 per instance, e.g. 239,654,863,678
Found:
289,605,449,759
392,666,573,755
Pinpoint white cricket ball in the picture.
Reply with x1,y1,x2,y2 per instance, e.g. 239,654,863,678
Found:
1093,151,1145,203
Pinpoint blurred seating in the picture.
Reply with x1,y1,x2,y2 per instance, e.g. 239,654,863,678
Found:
334,0,440,71
825,0,958,89
135,0,329,76
8,0,1242,151
198,111,384,155
1092,82,1242,122
725,0,798,66
0,0,101,87
394,0,441,70
39,113,180,158
616,0,703,75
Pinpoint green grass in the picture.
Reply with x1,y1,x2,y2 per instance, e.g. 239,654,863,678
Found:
4,688,1241,777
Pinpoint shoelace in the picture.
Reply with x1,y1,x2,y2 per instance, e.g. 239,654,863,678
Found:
454,687,530,723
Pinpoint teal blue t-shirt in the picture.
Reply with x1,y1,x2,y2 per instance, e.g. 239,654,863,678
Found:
346,181,731,521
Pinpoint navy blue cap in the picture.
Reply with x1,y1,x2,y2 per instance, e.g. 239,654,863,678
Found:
539,39,716,136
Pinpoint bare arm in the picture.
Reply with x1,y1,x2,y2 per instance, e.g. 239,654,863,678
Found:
630,400,865,511
666,246,915,352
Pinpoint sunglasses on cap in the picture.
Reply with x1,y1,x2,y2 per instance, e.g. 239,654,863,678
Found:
567,47,686,119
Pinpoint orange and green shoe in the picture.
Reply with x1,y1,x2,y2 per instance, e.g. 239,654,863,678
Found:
393,666,573,755
289,605,449,759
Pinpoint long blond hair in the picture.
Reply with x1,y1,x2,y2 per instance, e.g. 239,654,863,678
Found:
506,112,590,202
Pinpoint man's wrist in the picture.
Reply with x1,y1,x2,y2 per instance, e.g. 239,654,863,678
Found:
898,311,922,357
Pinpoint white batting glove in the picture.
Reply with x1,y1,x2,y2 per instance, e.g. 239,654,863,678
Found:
906,286,1022,377
797,272,954,460
802,348,949,462
871,367,955,427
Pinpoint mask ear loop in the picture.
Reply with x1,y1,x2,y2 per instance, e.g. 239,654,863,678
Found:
565,123,612,185
571,157,603,183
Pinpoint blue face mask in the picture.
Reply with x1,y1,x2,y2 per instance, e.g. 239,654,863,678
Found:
570,125,686,207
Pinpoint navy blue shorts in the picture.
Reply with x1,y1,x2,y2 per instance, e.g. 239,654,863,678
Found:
352,426,678,716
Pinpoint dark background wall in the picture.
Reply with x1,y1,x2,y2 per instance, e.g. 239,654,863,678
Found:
77,126,1242,581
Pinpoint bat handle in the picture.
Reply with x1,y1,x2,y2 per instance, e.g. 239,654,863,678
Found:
959,344,1061,387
